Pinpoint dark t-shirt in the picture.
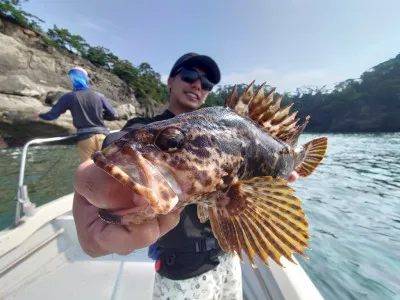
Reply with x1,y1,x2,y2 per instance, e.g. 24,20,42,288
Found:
39,89,116,140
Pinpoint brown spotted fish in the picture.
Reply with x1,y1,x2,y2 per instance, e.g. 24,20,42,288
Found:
92,81,328,268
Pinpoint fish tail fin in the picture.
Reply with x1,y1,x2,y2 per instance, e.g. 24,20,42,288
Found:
295,137,328,177
207,176,311,268
285,116,310,147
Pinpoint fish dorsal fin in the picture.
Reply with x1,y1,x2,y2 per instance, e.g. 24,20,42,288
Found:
224,81,309,146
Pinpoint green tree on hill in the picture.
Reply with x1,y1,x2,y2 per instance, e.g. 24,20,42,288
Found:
202,83,272,108
201,54,400,132
47,25,89,55
84,46,119,70
0,0,177,104
10,0,27,4
0,0,44,31
111,59,138,86
133,62,168,102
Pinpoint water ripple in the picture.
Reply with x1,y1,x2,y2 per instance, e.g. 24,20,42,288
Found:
295,133,400,300
0,133,399,300
0,145,80,226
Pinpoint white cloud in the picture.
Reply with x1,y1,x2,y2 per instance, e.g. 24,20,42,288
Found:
161,67,341,94
75,12,123,33
161,74,169,84
80,19,105,31
282,69,327,82
220,68,275,87
219,68,341,93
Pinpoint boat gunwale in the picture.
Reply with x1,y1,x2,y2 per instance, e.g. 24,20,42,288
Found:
0,193,74,258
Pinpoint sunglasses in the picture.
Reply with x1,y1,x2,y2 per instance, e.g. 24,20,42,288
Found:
174,67,214,91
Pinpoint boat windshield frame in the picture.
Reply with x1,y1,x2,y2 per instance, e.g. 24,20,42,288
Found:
13,131,119,226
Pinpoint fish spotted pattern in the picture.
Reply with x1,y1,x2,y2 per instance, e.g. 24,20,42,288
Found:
92,81,328,268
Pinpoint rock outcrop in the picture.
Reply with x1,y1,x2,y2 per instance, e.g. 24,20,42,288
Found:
0,14,167,148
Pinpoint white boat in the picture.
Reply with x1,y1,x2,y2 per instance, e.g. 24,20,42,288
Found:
0,136,324,300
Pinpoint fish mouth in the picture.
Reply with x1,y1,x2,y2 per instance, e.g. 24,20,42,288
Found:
91,144,180,225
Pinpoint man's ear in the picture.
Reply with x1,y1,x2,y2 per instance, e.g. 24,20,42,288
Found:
199,94,209,106
167,77,173,88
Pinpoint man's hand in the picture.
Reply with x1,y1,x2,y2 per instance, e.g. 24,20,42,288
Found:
288,171,299,183
73,160,181,257
73,160,300,258
33,112,39,121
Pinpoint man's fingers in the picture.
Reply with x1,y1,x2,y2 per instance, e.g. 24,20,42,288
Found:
99,219,162,255
73,192,167,256
73,192,109,257
106,211,182,254
157,211,181,237
288,171,299,183
73,160,140,209
73,161,184,257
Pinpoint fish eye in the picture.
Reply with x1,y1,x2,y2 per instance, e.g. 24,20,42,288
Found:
154,127,185,152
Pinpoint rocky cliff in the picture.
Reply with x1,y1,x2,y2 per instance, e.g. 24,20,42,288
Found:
0,14,167,148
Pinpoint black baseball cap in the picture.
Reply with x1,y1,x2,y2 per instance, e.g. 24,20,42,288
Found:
169,53,221,84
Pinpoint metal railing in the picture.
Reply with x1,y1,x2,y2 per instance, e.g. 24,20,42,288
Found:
14,131,119,226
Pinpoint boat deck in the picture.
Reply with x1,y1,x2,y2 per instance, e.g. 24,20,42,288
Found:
0,194,323,300
7,246,157,300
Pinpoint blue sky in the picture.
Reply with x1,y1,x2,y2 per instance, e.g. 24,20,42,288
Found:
22,0,400,93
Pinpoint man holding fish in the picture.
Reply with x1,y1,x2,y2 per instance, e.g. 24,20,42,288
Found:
73,52,325,300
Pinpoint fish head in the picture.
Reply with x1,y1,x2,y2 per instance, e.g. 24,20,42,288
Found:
92,109,242,224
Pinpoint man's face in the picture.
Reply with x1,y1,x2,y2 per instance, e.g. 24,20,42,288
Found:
167,66,210,112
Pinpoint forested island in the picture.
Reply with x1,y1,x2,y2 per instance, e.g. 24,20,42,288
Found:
1,0,399,142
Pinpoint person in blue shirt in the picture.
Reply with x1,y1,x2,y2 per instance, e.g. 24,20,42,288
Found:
35,66,116,162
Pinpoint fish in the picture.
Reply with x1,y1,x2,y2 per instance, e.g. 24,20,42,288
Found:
91,81,328,268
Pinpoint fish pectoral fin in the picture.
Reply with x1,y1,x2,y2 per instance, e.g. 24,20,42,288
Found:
197,203,209,223
295,137,328,177
208,176,311,268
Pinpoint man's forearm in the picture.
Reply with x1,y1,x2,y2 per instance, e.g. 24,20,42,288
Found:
39,94,70,120
101,96,116,118
39,111,60,120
